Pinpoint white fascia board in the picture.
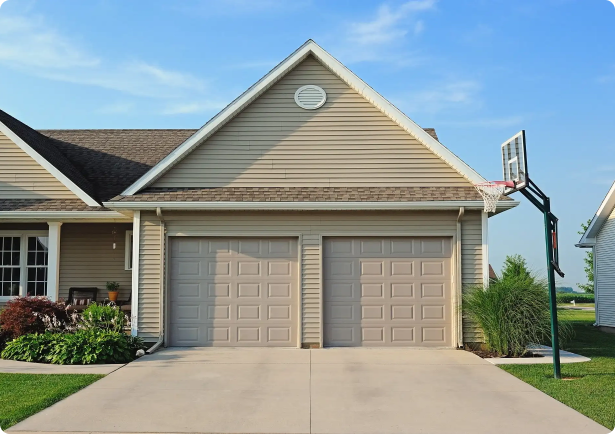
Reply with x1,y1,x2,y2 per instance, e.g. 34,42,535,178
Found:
104,200,519,211
0,211,127,219
0,120,100,207
121,40,487,196
578,180,615,245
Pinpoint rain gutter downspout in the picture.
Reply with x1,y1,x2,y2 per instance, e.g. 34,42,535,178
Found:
456,207,465,348
147,207,166,354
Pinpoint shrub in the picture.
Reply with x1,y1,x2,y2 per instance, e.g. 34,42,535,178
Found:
1,333,60,363
0,297,69,340
556,293,595,304
463,277,573,357
2,330,146,365
47,330,141,365
80,303,127,333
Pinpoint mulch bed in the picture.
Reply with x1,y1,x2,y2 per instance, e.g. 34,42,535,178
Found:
464,347,544,359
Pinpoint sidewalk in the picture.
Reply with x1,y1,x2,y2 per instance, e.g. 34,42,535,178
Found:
0,359,124,374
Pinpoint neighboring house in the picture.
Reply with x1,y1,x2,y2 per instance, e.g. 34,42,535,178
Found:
0,40,517,348
577,181,615,330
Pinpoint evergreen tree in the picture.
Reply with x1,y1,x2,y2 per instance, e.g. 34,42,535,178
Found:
500,254,534,283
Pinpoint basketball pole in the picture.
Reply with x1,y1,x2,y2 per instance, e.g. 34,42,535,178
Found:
520,185,562,379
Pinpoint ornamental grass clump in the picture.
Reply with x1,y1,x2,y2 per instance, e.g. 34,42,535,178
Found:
463,255,572,357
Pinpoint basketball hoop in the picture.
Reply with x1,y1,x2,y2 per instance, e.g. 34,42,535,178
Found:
474,181,515,213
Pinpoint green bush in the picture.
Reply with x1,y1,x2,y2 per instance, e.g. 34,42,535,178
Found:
1,333,60,363
80,303,127,333
48,330,143,365
556,293,594,304
2,331,146,365
463,255,573,357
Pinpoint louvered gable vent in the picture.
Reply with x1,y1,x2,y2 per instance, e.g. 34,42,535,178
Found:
294,85,327,110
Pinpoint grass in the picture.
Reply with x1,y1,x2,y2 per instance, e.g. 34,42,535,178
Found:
0,373,103,429
500,309,615,429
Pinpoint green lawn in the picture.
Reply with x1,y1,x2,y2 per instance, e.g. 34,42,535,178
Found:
0,373,103,429
500,310,615,430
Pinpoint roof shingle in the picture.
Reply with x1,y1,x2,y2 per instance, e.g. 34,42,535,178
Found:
113,186,491,203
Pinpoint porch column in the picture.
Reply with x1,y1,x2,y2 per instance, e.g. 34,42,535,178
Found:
46,222,63,302
131,211,140,336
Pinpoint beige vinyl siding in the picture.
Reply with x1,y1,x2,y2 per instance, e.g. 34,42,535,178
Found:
0,132,79,199
595,207,615,327
59,223,132,302
138,214,163,339
460,212,484,343
154,210,483,345
153,55,471,189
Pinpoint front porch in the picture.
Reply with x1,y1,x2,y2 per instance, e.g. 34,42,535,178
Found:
0,222,133,309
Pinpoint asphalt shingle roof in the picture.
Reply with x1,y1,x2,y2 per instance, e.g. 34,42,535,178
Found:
0,199,110,212
112,186,489,203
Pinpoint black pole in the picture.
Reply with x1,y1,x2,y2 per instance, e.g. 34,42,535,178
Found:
543,197,562,379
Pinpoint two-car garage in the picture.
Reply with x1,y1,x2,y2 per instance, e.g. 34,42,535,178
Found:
168,236,453,348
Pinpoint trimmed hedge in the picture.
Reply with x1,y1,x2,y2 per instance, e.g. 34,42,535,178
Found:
556,293,594,304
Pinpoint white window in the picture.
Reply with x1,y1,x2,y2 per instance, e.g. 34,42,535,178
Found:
0,233,49,300
125,231,133,271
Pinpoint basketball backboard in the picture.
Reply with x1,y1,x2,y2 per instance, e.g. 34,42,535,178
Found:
501,130,528,195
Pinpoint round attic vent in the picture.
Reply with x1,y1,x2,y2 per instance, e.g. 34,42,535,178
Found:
294,85,327,110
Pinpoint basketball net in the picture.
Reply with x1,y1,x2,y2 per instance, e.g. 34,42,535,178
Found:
474,182,509,213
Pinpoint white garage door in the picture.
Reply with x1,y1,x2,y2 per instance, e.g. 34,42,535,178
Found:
324,237,452,347
169,238,298,347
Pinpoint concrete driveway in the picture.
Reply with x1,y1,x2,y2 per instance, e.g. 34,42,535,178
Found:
9,348,609,434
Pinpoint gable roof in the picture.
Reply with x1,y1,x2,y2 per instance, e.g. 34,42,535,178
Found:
121,40,486,196
577,180,615,247
0,109,99,206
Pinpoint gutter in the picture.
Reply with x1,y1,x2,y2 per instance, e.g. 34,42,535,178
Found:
147,207,166,354
0,211,127,219
103,200,520,212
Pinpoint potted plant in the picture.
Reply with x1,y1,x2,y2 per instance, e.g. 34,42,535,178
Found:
106,281,120,302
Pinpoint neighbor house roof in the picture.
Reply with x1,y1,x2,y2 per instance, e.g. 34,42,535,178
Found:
577,180,615,247
120,40,487,196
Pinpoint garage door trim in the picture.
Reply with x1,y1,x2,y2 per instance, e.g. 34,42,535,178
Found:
166,234,303,348
320,233,459,348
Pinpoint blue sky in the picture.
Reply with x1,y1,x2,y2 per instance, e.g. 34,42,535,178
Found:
0,0,614,289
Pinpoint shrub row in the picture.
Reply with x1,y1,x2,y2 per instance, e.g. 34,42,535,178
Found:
556,293,594,304
2,330,145,364
0,297,145,364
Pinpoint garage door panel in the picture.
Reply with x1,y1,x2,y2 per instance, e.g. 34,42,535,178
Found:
169,238,298,347
324,237,452,347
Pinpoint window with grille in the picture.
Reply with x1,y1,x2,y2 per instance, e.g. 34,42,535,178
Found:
27,236,48,297
0,236,21,297
0,234,49,298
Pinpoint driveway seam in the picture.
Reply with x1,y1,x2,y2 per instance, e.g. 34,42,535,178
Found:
309,349,312,434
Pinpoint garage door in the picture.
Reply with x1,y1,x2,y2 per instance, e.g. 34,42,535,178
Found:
324,237,452,347
169,238,298,347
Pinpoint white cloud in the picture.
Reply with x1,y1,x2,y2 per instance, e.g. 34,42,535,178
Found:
440,116,525,128
162,101,228,115
170,0,311,16
335,0,436,64
0,12,216,109
398,80,482,115
347,0,435,45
